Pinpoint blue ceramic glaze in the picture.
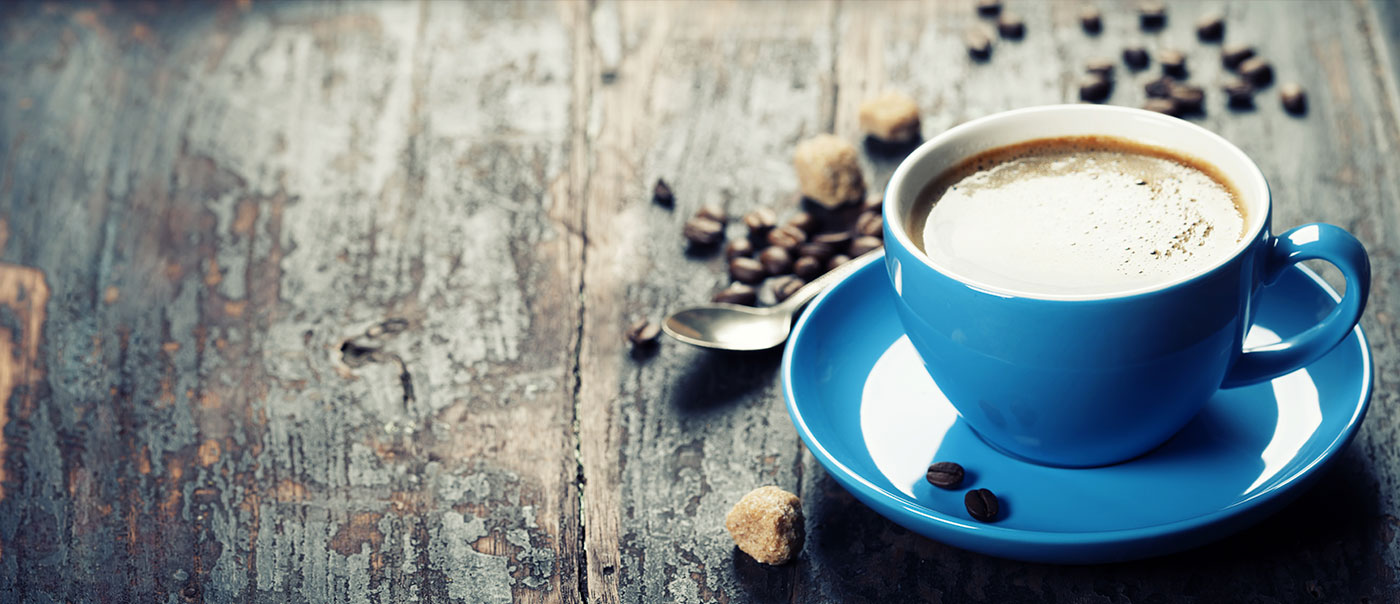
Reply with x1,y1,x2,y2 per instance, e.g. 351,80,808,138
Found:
881,105,1371,466
783,252,1372,564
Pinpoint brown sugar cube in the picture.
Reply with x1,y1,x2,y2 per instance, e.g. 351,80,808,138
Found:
793,134,867,209
725,486,805,565
858,91,921,144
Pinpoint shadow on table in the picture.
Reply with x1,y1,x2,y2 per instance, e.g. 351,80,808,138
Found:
788,447,1386,602
670,347,785,414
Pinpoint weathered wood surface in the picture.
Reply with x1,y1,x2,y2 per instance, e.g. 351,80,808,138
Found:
0,0,1398,602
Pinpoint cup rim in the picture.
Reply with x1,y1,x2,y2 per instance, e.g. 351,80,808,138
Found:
883,104,1271,302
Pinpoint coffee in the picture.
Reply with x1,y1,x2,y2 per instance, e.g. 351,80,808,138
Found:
910,135,1246,296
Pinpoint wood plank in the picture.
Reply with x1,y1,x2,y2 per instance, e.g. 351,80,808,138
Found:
0,1,586,601
576,1,838,601
791,1,1400,602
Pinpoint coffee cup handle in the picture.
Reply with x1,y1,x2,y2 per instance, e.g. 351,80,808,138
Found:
1221,224,1371,388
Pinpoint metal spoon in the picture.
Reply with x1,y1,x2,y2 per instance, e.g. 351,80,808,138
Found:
662,250,882,351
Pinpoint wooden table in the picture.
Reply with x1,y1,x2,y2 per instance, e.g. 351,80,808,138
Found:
2,1,1397,602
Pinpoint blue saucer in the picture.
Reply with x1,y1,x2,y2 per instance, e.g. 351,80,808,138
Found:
783,251,1372,564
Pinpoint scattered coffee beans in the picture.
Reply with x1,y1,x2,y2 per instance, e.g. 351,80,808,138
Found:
794,135,867,208
787,211,820,234
975,0,1002,17
1145,76,1175,99
725,486,804,565
1079,75,1112,103
713,283,757,306
812,230,853,247
965,488,1000,522
1086,57,1115,78
997,12,1025,39
925,462,965,489
1239,57,1273,86
855,212,884,237
965,28,993,60
1224,79,1255,108
1280,82,1307,114
768,224,808,251
725,238,755,260
862,194,883,213
1159,49,1187,77
849,236,883,257
827,254,852,271
858,91,922,144
794,256,823,281
653,179,675,207
744,207,777,235
626,319,661,347
798,242,836,263
683,216,725,246
759,246,793,275
772,275,805,302
1138,1,1166,29
1143,97,1180,116
1222,43,1255,69
1170,84,1205,113
1123,46,1150,70
1196,12,1225,41
1080,5,1102,34
730,256,767,284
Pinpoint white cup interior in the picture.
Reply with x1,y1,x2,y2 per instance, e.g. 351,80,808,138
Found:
885,104,1271,300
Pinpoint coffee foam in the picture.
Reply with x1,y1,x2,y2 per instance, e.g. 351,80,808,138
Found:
912,136,1245,296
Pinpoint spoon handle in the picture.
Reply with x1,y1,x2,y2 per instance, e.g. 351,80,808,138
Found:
772,249,883,315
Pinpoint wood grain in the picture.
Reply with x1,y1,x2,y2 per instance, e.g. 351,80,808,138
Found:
1,0,1398,602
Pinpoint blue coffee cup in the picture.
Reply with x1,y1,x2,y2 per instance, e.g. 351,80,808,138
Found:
883,105,1370,467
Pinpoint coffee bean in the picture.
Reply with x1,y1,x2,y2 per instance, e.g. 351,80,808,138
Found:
1138,1,1166,30
787,211,820,233
798,242,837,263
768,224,808,251
743,207,777,235
965,28,992,60
713,283,757,306
1224,79,1255,108
683,216,725,246
1143,98,1180,116
725,238,755,260
653,179,674,207
1086,57,1114,79
1079,75,1112,103
1222,43,1255,69
772,275,806,302
758,246,793,275
794,256,823,281
855,211,884,237
863,194,884,213
964,488,1000,522
1123,46,1150,70
925,462,965,488
729,256,767,284
1170,84,1205,114
1196,12,1225,41
827,254,852,271
849,235,883,257
1280,82,1307,114
626,319,661,347
1239,57,1273,87
1145,76,1175,99
997,13,1024,39
696,204,726,224
812,230,853,248
975,0,1002,17
1080,5,1102,34
1158,49,1187,77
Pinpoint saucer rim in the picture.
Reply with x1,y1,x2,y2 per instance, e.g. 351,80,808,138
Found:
782,249,1373,549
